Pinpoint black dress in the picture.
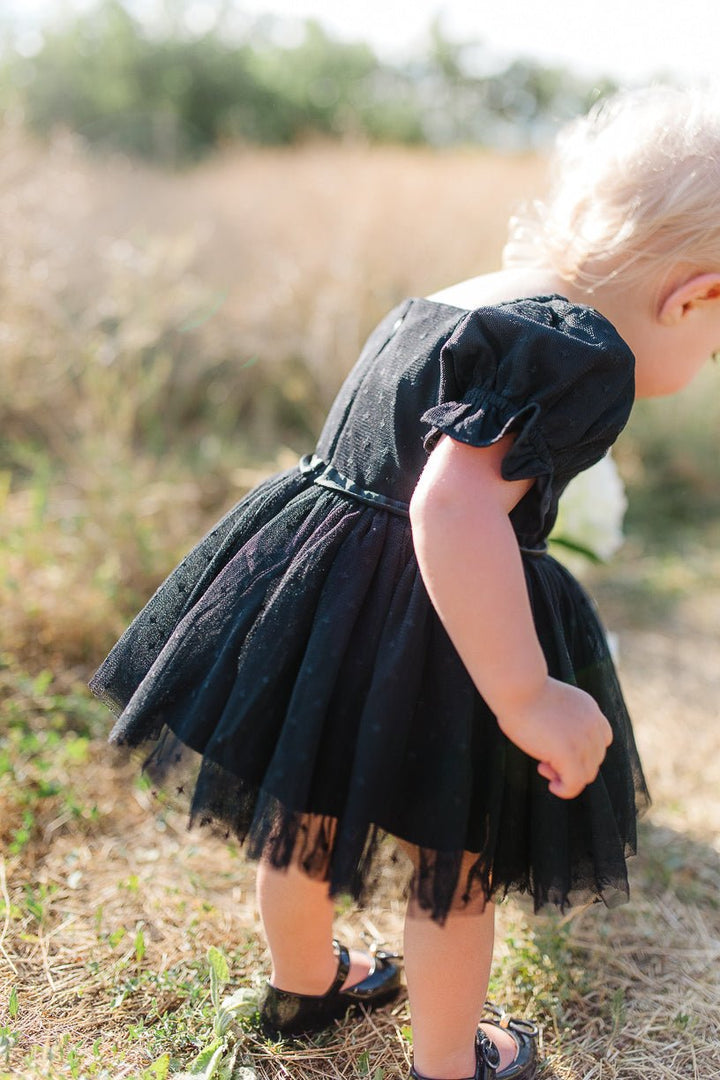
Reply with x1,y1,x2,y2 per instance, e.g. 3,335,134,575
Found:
90,295,649,921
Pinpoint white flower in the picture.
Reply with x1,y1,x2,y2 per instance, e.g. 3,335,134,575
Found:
550,452,627,563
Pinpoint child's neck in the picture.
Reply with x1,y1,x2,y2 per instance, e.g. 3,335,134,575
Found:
427,268,571,309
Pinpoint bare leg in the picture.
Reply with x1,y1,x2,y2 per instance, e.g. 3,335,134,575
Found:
256,859,372,993
403,853,518,1079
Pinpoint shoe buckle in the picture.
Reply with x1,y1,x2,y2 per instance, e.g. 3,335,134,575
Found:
360,932,402,961
483,1002,538,1037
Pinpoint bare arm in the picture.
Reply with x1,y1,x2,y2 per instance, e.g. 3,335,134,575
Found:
410,434,612,799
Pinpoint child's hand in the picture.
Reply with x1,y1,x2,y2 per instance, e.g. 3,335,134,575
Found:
411,436,612,801
497,677,613,799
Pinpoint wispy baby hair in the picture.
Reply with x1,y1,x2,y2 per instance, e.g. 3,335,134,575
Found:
503,85,720,292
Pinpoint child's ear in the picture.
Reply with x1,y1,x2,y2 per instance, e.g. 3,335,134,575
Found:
658,272,720,325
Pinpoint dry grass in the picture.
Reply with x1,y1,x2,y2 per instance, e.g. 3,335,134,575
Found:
1,127,719,1078
0,121,543,673
1,559,718,1080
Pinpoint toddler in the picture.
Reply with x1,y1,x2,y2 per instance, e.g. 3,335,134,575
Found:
91,86,720,1079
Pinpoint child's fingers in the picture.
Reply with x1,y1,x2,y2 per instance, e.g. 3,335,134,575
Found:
548,777,578,799
547,752,605,799
548,769,592,799
538,745,606,796
539,765,589,799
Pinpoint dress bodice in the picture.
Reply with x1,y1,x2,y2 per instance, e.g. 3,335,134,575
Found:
313,296,635,551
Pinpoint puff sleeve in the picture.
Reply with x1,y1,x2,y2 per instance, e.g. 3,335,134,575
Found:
420,296,635,541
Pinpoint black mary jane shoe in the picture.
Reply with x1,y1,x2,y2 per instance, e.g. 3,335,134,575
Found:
409,1006,538,1080
259,938,402,1037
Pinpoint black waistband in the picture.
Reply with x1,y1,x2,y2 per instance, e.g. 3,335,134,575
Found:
299,454,410,518
298,453,547,556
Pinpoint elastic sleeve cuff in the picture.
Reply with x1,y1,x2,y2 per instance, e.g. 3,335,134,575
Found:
421,389,552,484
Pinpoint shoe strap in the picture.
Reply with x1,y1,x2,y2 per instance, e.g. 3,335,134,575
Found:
483,1003,539,1038
329,938,351,994
475,1030,500,1079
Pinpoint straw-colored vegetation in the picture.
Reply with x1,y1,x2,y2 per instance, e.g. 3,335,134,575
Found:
1,124,718,1079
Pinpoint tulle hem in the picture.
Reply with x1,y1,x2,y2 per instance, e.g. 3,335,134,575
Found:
107,720,642,923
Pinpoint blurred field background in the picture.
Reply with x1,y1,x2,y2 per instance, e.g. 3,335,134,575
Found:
1,3,719,1078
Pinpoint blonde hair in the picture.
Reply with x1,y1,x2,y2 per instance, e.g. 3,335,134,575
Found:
503,85,720,293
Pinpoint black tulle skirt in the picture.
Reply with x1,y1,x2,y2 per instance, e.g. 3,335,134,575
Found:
90,464,649,921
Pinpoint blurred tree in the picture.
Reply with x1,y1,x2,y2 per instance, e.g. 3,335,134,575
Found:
1,0,271,160
0,0,616,162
